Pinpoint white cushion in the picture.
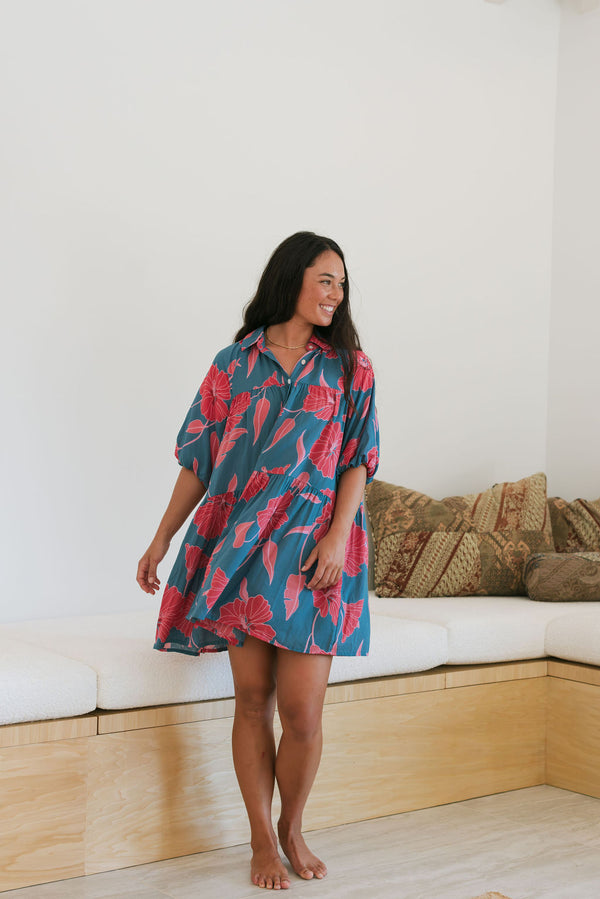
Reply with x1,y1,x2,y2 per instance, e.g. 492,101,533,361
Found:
546,611,600,666
0,637,97,725
1,612,235,709
330,613,448,682
3,608,449,711
368,593,600,664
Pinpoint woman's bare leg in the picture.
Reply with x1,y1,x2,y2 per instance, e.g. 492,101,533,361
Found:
275,648,333,880
228,636,290,890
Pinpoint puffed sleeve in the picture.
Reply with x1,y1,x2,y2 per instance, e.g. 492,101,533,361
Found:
338,353,380,485
175,349,233,488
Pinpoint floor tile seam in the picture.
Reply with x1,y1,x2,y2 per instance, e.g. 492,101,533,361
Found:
469,798,600,826
461,808,564,829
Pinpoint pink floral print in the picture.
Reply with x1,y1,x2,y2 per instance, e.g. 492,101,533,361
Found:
154,328,379,657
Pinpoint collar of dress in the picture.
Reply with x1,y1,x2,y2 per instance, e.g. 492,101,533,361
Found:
239,327,330,354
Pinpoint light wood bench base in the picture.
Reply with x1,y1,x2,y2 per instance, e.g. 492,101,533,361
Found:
1,659,598,892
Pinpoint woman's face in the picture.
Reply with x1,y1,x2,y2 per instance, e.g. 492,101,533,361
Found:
292,250,346,329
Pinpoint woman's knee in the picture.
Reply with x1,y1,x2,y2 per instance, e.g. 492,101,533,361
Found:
234,678,277,721
275,652,330,741
229,637,277,721
278,697,323,742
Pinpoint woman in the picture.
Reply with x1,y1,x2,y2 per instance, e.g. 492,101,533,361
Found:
137,231,379,890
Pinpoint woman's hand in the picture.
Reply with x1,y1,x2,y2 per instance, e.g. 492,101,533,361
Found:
300,465,367,591
136,534,171,595
301,529,347,590
137,467,207,596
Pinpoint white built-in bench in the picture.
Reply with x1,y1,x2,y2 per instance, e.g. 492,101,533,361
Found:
2,595,600,892
0,608,448,723
3,596,600,725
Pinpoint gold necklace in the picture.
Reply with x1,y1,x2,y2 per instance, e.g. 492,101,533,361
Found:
265,327,309,350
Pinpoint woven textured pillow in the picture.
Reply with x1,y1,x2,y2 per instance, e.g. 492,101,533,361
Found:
365,472,554,597
524,552,600,602
547,496,600,553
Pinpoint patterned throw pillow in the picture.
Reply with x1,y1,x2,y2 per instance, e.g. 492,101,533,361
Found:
524,552,600,602
547,496,600,553
365,473,554,597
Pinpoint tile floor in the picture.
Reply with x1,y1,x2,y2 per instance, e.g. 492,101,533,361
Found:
5,786,600,899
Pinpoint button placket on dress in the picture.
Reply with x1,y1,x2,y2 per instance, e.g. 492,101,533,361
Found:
260,344,318,400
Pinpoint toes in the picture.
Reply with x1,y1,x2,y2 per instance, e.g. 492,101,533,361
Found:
252,861,291,891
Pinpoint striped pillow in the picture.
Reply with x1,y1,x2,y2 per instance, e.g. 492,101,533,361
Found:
365,473,554,597
547,496,600,553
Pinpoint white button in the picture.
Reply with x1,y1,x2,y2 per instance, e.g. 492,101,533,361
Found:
301,359,306,365
307,344,313,349
287,378,291,384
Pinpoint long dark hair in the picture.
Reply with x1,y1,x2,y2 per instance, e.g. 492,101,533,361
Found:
235,231,362,401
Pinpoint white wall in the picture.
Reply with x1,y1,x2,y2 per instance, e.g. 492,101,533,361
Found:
547,3,600,500
0,0,560,622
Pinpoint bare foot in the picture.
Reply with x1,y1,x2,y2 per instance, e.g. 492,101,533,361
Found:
277,820,327,881
251,839,291,890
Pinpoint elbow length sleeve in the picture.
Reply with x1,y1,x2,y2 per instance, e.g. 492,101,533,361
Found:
338,353,380,484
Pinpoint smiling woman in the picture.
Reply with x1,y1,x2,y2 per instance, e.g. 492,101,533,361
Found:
292,249,346,328
235,232,362,402
137,231,379,890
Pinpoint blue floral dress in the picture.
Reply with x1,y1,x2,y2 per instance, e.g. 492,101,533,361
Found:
154,327,379,657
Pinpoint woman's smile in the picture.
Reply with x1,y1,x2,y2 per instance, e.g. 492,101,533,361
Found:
291,249,346,329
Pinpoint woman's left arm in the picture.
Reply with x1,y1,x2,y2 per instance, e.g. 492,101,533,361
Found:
302,464,367,590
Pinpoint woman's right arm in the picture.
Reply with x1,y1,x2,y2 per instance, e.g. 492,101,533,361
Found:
136,467,206,595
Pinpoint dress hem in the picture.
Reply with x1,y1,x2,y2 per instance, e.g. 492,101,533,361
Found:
154,619,370,657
